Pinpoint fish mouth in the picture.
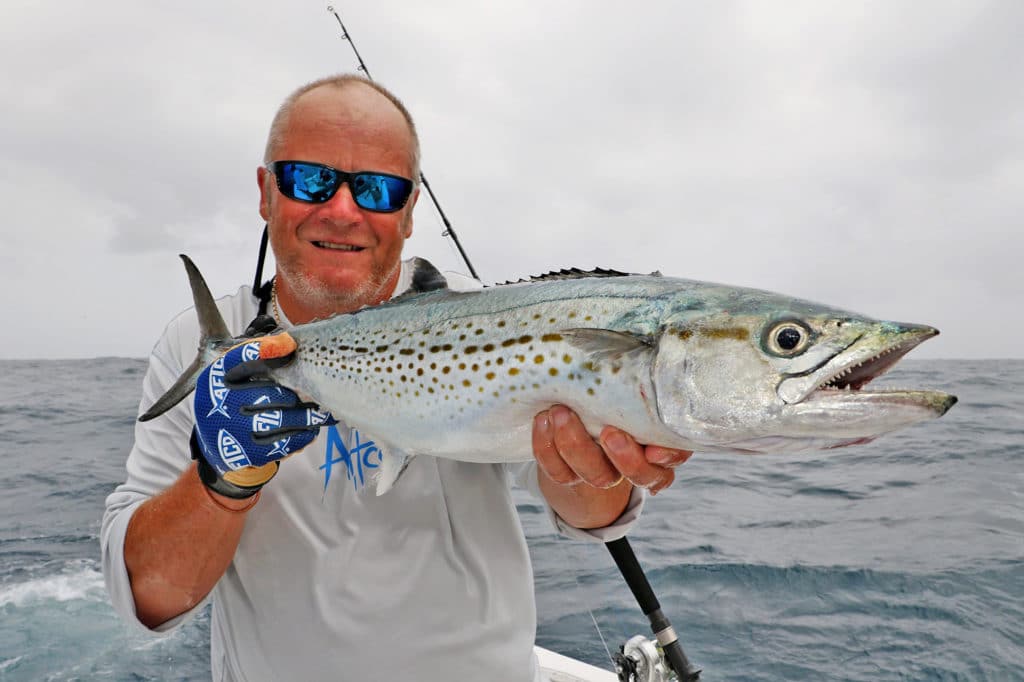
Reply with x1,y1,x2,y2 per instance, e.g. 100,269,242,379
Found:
815,333,926,392
778,323,945,407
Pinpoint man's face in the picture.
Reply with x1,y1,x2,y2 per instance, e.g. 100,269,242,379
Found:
258,84,419,323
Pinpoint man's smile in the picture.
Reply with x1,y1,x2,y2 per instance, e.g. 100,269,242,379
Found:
312,241,365,252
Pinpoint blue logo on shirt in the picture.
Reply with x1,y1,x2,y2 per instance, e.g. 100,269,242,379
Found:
320,425,380,491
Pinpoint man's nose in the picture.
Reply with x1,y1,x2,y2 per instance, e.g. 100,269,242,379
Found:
318,182,363,220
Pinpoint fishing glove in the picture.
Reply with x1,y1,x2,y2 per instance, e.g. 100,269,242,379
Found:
192,319,335,498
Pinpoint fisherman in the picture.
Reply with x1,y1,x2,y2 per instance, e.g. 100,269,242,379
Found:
101,74,692,682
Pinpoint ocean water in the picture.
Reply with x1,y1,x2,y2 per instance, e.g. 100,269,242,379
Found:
0,358,1020,681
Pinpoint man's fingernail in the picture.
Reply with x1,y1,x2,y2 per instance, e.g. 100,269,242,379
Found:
552,406,570,427
535,413,550,433
604,432,627,454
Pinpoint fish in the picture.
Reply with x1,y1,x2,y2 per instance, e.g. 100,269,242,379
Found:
142,254,956,494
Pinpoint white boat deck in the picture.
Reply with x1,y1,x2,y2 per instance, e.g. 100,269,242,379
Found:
535,646,617,682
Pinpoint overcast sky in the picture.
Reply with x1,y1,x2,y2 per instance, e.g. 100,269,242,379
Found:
2,1,1020,359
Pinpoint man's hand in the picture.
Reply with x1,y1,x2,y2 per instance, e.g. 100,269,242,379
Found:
531,404,692,529
533,405,692,494
192,332,334,498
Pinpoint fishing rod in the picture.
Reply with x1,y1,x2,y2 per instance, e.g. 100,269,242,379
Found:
324,7,700,679
326,5,479,280
608,538,701,681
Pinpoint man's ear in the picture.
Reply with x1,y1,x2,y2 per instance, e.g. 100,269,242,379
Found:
257,166,272,220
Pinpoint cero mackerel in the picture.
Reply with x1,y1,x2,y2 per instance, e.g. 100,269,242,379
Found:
142,255,956,494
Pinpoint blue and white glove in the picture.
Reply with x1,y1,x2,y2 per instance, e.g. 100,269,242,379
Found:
192,321,334,498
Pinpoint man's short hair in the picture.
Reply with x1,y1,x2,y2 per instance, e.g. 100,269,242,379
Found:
263,74,421,181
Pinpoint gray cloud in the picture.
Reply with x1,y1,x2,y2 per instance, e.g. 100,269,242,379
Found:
1,0,1020,358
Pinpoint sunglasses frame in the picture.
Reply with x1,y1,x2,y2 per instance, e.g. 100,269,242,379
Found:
266,160,414,213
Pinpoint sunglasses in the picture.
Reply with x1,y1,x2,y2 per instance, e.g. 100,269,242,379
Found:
266,160,414,213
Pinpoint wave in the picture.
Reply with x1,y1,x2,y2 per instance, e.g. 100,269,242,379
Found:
0,563,106,608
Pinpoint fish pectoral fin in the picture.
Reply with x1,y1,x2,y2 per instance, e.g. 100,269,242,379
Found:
561,328,654,362
374,445,414,496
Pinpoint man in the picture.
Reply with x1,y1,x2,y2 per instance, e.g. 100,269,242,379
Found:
102,74,691,681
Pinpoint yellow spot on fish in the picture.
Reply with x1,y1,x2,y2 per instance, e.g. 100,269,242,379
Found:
541,333,562,342
701,327,749,340
563,354,572,364
534,355,544,364
549,368,559,376
463,380,471,387
509,368,520,376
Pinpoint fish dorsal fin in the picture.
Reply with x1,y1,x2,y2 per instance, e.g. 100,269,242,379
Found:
498,267,642,285
408,257,450,293
560,328,655,362
383,257,451,307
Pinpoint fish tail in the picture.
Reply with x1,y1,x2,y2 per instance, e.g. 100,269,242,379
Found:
138,254,238,422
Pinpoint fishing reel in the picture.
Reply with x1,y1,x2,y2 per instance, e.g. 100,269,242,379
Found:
614,635,676,682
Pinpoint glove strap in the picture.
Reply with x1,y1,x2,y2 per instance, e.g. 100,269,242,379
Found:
190,430,277,499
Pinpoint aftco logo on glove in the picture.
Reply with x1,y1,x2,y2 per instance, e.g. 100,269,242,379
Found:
217,429,250,469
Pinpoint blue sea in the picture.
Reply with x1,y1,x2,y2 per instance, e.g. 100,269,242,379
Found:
0,358,1020,680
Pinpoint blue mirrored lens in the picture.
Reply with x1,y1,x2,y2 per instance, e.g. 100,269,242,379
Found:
352,173,413,212
277,162,340,203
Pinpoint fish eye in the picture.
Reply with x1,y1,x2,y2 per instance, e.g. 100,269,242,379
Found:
763,320,812,357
